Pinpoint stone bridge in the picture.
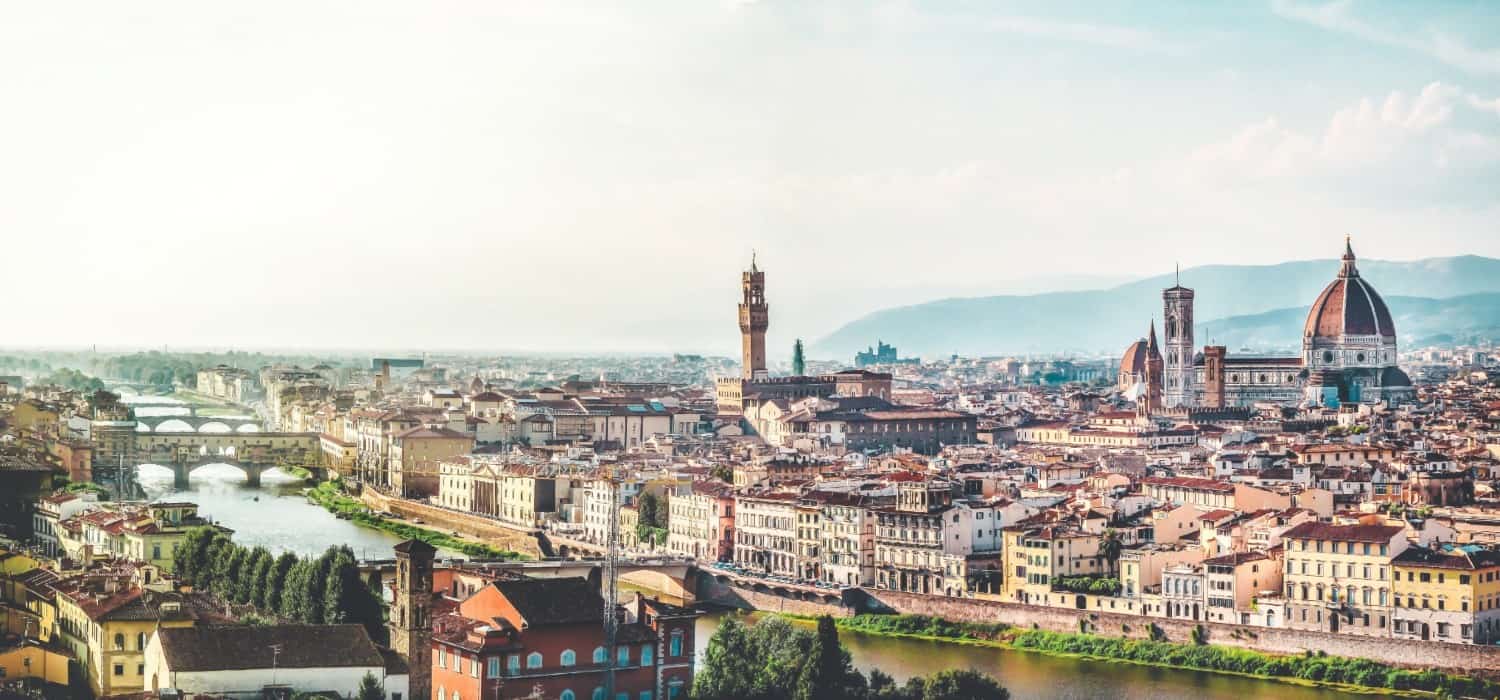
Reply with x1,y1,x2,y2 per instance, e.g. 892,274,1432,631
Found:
135,431,321,488
134,412,261,433
359,556,699,603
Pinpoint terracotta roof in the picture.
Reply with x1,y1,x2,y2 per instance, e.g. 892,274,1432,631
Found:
1141,476,1235,493
492,578,603,626
1282,521,1403,543
156,625,384,672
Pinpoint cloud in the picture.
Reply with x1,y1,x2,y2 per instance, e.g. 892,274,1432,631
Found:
1184,82,1499,178
1271,0,1500,75
984,15,1185,54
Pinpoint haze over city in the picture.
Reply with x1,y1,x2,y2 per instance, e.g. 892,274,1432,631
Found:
4,1,1499,355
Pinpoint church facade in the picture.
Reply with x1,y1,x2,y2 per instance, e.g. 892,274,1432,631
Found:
1121,239,1414,410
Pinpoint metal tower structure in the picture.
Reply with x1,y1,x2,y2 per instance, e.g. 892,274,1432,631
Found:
601,473,621,698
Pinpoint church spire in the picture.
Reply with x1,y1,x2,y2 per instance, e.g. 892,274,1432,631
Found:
1147,320,1159,353
1339,235,1359,278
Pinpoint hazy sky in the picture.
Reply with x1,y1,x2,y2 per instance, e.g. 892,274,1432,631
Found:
3,1,1498,356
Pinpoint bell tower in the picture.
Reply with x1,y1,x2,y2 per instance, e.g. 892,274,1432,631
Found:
1163,266,1195,408
390,538,435,700
739,253,769,380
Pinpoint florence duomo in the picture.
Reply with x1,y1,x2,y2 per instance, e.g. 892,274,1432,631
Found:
1119,237,1415,411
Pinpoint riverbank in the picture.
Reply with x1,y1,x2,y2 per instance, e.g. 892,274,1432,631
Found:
773,613,1494,698
306,481,525,559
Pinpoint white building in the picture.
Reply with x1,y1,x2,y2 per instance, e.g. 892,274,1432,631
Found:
145,625,407,700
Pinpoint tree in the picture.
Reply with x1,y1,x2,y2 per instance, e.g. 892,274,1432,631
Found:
280,559,312,621
212,545,248,602
692,616,763,700
174,527,217,586
912,669,1009,700
245,547,274,608
265,552,298,613
795,616,863,700
1099,529,1122,573
637,492,662,529
324,546,385,642
356,672,384,700
792,339,806,376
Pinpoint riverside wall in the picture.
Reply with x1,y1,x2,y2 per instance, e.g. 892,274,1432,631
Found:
864,589,1500,675
358,488,544,558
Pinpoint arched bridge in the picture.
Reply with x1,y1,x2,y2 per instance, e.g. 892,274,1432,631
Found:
135,431,321,488
135,414,261,433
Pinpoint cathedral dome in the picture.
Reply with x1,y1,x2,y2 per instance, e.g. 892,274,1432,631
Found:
1120,339,1150,376
1304,239,1396,341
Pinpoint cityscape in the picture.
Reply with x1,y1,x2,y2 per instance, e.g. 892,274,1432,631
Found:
5,3,1500,700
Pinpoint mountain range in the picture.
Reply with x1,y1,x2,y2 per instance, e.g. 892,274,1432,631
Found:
810,255,1500,359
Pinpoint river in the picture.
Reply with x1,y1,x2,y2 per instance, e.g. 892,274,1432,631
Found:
134,470,1364,698
135,465,413,560
693,612,1366,700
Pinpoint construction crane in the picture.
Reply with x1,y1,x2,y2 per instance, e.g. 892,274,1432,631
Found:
601,467,621,699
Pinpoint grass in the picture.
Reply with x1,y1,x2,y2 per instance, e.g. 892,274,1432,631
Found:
774,614,1495,698
307,481,525,560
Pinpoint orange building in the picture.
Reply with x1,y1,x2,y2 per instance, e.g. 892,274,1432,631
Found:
431,577,699,700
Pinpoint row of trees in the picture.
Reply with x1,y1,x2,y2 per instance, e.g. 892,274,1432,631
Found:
37,368,106,393
693,615,1009,700
174,528,385,643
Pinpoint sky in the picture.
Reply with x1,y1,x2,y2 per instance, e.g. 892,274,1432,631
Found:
2,0,1499,356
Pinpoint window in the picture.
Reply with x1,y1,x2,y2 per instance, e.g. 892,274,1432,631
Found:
594,647,608,664
138,633,147,650
561,649,577,667
641,693,653,700
114,633,125,651
561,692,576,700
439,647,446,669
507,655,520,675
641,644,653,666
618,646,630,667
670,631,683,657
593,690,606,700
527,652,543,669
470,657,478,678
487,657,501,678
437,689,445,700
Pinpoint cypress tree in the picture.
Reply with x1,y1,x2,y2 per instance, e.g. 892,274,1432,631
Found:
245,547,274,608
265,552,298,614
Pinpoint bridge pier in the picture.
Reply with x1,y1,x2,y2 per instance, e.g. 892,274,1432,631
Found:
172,463,191,490
244,466,262,488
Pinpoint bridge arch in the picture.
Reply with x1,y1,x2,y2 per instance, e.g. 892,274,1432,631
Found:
235,423,261,433
197,421,233,433
154,418,195,433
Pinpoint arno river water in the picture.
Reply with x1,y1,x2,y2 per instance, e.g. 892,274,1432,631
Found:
143,469,1363,699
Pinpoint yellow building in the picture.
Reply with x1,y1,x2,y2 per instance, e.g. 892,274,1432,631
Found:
55,577,197,696
389,426,474,498
1392,545,1500,644
1282,521,1405,636
0,640,71,687
1001,522,1107,607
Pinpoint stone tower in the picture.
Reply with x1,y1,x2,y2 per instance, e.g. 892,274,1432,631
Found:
739,254,769,380
1203,345,1227,409
1163,267,1195,408
390,538,435,700
1143,321,1164,414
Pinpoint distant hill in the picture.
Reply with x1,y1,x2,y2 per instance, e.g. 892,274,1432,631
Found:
810,255,1500,359
1197,293,1500,352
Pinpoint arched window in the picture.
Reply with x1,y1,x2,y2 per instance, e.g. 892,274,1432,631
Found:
593,646,607,664
137,633,147,650
561,649,576,667
593,689,606,700
114,633,125,651
561,691,576,700
527,652,543,669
